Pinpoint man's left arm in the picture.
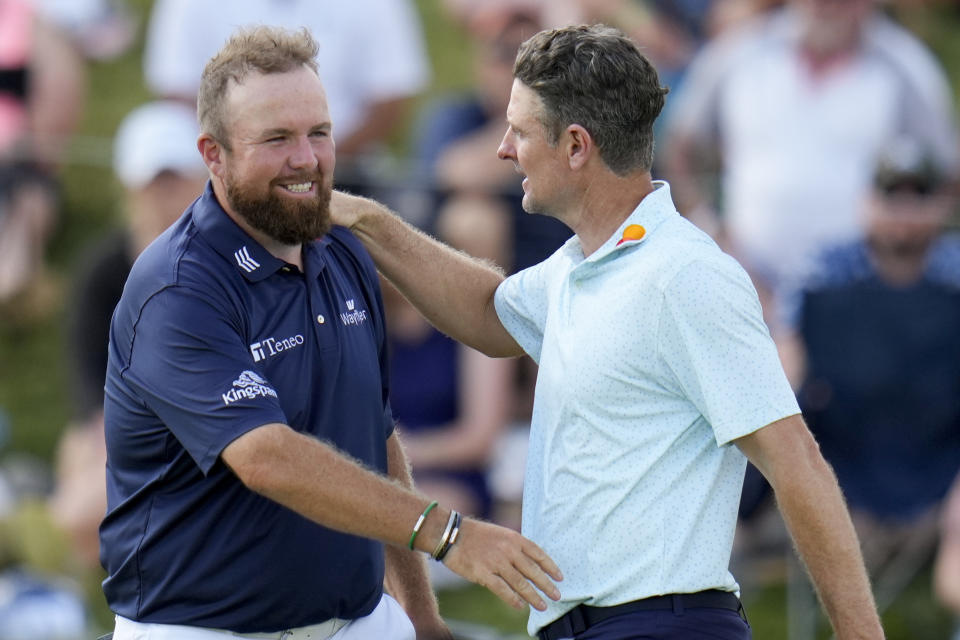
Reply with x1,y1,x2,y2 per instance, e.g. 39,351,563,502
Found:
383,432,453,640
735,414,884,640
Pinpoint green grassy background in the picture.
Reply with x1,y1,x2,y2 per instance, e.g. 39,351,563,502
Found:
1,0,958,637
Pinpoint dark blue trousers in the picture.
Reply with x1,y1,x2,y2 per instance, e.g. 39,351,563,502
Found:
571,607,751,640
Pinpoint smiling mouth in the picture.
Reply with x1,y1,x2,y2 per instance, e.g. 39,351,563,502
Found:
281,182,313,193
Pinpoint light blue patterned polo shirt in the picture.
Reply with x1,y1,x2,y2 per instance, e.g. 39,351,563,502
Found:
494,182,800,635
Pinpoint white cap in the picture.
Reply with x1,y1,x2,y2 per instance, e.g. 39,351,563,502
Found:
113,100,206,189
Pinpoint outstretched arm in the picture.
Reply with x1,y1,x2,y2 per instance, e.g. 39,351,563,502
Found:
222,423,562,611
735,414,884,639
331,191,523,358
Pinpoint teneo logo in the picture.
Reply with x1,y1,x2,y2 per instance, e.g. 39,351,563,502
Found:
222,370,278,405
249,334,305,362
340,298,368,326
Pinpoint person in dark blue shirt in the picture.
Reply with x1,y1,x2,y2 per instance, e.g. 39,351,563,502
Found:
776,138,960,615
99,26,561,640
779,139,960,524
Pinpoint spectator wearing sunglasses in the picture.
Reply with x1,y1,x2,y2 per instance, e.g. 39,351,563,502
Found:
774,138,960,596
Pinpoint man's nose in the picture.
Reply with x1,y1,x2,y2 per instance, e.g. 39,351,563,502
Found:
497,130,514,160
288,136,319,169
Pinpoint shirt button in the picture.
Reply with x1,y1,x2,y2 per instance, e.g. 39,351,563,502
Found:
317,314,325,324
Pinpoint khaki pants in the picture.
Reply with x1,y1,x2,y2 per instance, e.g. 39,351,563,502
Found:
112,593,415,640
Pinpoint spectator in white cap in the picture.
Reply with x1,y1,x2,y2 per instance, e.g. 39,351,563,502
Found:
51,100,208,575
111,100,208,256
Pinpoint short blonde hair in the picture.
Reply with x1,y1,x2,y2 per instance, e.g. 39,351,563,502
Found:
198,25,320,150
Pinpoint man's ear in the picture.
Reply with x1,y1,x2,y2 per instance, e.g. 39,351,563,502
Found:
565,124,593,171
198,134,225,179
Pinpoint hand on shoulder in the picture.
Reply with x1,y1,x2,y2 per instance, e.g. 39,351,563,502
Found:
330,190,386,232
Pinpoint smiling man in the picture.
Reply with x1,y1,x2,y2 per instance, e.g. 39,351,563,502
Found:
98,26,561,640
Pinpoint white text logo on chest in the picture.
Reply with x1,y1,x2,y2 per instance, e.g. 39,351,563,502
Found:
340,299,368,327
249,334,305,362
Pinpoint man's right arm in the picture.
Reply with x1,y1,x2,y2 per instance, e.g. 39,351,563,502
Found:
735,415,884,639
221,423,562,610
331,191,523,358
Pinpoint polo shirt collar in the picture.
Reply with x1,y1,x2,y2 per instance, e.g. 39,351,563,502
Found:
564,180,678,267
192,181,329,282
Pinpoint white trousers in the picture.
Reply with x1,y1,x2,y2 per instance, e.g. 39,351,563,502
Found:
112,593,415,640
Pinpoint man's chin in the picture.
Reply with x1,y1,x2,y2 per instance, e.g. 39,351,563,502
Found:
521,194,546,215
230,195,332,245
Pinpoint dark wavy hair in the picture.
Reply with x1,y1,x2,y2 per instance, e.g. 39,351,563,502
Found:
514,24,668,175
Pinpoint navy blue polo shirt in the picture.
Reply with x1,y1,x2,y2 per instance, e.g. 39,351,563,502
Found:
100,183,393,632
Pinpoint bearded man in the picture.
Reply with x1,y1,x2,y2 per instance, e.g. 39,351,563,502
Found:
98,26,560,640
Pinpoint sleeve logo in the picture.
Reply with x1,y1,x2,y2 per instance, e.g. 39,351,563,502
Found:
222,370,278,405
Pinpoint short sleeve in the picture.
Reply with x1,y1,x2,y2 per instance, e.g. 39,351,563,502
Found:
657,258,800,445
494,262,551,363
121,286,287,473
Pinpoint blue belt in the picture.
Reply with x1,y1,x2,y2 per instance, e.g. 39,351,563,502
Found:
537,589,743,640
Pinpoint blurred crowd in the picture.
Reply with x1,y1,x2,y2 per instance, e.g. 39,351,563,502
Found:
0,0,959,637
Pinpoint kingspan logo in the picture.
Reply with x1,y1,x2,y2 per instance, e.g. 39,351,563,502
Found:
249,334,305,362
339,298,368,326
222,370,278,405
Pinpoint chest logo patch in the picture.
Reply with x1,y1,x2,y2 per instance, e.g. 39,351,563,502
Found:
340,298,369,326
616,224,646,247
249,334,305,362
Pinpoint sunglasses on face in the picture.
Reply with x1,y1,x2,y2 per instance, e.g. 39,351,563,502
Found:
877,178,937,198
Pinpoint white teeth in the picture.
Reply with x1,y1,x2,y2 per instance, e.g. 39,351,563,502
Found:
283,182,312,193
